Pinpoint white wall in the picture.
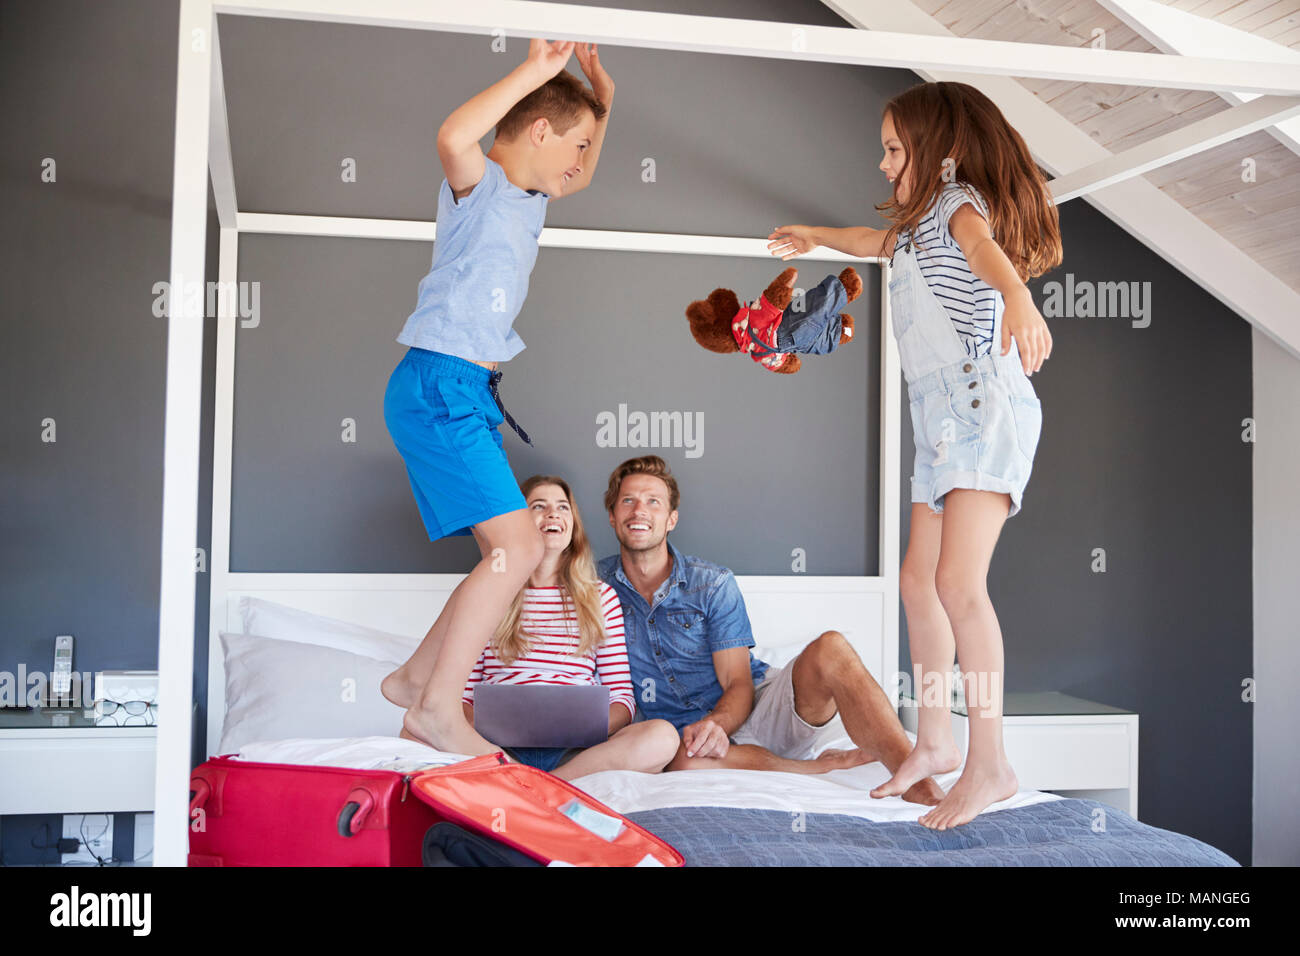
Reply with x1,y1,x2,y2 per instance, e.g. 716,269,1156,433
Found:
1252,327,1300,866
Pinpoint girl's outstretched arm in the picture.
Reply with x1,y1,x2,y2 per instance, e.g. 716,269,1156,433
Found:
768,224,889,260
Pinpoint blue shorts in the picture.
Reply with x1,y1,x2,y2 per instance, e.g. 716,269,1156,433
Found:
383,348,527,541
906,351,1042,520
503,746,581,773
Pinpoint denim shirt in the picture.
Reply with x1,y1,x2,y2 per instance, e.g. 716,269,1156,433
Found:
597,540,770,730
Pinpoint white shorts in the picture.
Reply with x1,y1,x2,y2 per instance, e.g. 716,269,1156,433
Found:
729,663,838,760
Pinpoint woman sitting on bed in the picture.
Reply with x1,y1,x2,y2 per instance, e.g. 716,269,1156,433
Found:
460,474,680,780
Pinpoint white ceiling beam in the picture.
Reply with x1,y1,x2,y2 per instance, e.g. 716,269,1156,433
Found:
819,0,1300,363
1050,94,1300,202
209,0,1300,94
1097,0,1300,158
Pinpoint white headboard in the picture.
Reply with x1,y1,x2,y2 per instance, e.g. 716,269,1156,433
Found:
206,572,893,757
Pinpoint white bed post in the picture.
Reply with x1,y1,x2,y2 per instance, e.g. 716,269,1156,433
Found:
155,0,215,868
878,263,901,708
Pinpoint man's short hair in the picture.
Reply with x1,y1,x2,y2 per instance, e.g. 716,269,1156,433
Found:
496,70,606,142
603,455,681,514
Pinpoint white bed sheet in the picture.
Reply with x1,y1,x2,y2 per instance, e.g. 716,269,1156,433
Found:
233,733,1061,824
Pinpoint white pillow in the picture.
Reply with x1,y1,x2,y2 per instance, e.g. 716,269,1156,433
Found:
239,597,419,663
217,631,406,755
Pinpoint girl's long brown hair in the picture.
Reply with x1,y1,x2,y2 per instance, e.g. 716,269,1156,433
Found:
878,81,1062,281
491,475,609,665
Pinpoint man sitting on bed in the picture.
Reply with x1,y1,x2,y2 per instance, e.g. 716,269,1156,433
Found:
596,455,943,805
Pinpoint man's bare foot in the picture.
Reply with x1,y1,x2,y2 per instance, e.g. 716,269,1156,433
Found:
812,747,871,772
869,741,961,799
917,758,1018,829
900,776,945,806
381,667,417,710
401,705,499,757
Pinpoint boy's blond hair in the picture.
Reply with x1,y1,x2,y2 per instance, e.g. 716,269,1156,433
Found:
495,70,606,142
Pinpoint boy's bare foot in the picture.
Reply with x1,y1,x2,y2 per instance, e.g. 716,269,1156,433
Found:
381,667,417,710
869,741,961,799
812,747,871,771
401,705,499,757
918,758,1018,829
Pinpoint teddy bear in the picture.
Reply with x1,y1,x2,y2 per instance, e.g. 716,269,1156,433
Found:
685,266,862,374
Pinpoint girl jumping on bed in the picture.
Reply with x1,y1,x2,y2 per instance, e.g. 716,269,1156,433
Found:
380,39,614,756
461,475,679,778
768,81,1061,829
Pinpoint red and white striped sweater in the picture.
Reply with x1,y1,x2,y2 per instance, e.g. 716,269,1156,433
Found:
462,582,635,718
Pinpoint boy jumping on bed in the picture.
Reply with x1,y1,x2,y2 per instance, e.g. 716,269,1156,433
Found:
381,39,614,755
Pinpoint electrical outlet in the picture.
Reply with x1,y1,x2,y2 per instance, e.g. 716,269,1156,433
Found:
61,814,113,865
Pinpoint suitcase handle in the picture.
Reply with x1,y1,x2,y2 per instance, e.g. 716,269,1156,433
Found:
190,777,210,816
337,787,376,837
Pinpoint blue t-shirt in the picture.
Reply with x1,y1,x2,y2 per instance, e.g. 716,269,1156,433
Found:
396,156,549,362
597,540,770,731
899,182,1003,360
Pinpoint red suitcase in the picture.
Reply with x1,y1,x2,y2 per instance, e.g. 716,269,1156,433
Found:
188,751,683,867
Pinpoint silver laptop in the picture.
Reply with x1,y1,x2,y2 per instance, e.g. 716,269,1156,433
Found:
473,684,610,749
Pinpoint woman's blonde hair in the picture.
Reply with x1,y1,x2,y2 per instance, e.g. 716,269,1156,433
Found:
878,81,1063,282
491,475,608,665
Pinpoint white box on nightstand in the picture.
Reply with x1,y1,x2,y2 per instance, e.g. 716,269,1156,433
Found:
899,691,1139,818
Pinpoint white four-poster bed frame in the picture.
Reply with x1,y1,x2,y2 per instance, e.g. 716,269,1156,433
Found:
158,0,1300,866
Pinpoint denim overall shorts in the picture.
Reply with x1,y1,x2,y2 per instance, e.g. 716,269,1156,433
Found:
889,236,1043,519
383,348,531,541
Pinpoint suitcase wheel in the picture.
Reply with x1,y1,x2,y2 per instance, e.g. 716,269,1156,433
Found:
337,787,376,837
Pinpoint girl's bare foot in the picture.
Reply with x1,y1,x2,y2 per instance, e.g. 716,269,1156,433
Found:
381,667,418,710
918,758,1018,829
870,741,961,799
402,705,499,757
812,747,871,771
900,777,945,806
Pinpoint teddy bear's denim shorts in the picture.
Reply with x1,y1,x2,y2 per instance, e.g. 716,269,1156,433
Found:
907,349,1042,520
383,347,527,541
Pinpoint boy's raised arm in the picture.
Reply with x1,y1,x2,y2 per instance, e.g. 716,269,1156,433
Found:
437,39,575,196
560,43,614,197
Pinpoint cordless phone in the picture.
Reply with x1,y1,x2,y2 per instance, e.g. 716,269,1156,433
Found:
50,635,74,708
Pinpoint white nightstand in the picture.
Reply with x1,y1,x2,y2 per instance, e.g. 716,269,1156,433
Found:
0,708,157,815
899,691,1139,818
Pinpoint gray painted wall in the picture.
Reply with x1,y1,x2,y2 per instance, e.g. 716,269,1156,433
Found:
1,0,1264,864
1252,329,1300,867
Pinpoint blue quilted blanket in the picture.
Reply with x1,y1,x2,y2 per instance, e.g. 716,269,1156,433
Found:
625,799,1238,866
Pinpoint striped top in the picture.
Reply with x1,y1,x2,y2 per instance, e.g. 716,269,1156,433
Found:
899,182,1003,359
462,581,635,718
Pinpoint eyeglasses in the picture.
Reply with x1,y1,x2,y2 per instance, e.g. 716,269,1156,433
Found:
99,700,155,716
98,700,157,725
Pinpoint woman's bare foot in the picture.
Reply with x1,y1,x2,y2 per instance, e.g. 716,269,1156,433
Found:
401,705,499,757
381,667,418,710
917,758,1018,829
812,747,871,772
869,741,961,799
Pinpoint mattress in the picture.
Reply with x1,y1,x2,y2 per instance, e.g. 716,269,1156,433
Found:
231,735,1237,866
232,734,1061,824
